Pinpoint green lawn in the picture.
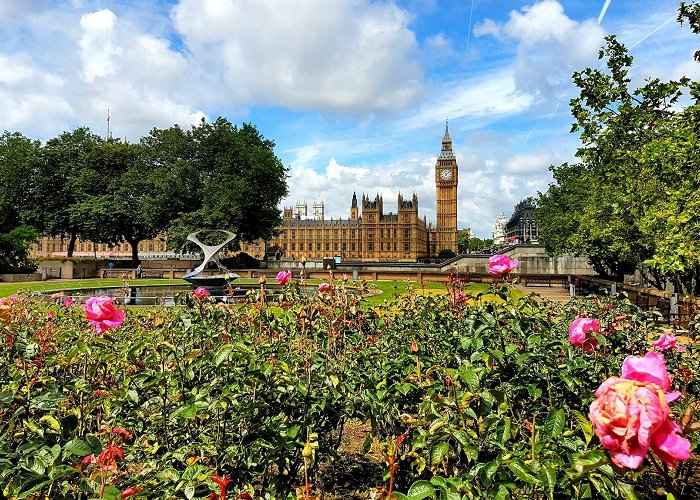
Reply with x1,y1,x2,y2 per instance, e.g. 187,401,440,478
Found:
1,277,510,305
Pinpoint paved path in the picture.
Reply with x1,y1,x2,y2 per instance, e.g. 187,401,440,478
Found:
514,283,572,303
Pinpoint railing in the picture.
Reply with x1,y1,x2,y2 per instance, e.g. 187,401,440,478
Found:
573,275,699,330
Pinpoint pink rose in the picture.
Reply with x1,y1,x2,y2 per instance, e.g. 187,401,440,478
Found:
82,296,125,334
589,352,690,470
568,318,601,352
651,333,686,352
9,296,18,303
193,287,211,302
455,292,468,303
488,255,519,275
276,270,292,285
63,297,74,307
318,283,332,293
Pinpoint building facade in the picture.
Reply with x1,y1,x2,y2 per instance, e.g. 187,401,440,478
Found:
505,197,539,244
242,123,460,262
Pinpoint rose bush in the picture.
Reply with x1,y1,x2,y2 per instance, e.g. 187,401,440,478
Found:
0,282,697,498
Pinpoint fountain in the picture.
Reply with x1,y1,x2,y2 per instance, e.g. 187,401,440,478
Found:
182,230,241,292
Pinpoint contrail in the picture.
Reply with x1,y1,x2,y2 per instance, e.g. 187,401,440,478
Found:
630,15,675,49
597,0,613,25
466,0,475,53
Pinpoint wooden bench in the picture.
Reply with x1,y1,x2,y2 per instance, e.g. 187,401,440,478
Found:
524,275,568,287
141,271,165,279
100,268,134,279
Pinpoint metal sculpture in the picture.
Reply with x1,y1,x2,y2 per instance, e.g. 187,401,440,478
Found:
182,230,240,289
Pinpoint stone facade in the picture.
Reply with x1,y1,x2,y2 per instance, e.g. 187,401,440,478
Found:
241,123,459,262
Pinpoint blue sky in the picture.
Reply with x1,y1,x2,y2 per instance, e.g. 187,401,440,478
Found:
1,1,697,237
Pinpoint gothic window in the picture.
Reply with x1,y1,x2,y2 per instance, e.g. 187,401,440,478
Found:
351,243,356,251
404,228,410,239
404,242,410,251
368,242,374,251
334,243,338,251
316,243,321,251
325,243,330,251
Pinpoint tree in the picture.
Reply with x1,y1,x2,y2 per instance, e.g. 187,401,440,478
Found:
166,119,288,250
438,249,456,259
0,226,37,273
538,25,699,289
24,128,104,256
0,132,40,233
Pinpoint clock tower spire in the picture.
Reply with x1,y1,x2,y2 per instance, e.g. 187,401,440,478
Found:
434,120,458,255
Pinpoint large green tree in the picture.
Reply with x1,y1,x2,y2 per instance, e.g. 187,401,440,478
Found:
0,132,40,233
165,118,288,251
24,128,104,256
538,9,700,292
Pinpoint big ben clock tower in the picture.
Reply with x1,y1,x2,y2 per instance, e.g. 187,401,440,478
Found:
435,121,458,254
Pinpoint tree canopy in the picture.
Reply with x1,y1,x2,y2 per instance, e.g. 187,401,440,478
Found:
537,5,700,293
0,118,288,266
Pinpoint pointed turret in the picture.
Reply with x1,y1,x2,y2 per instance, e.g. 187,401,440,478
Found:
439,119,455,160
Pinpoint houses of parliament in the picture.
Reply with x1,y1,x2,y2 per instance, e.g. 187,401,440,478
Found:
31,124,459,263
240,123,458,262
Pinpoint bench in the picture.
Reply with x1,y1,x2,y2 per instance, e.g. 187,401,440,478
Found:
524,275,568,287
141,271,165,279
100,268,134,279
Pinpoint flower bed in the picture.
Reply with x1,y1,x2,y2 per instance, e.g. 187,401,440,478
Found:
0,273,698,499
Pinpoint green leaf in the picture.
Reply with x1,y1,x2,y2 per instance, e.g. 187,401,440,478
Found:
461,369,480,392
544,409,565,439
430,442,449,467
64,438,92,457
483,460,499,483
407,480,436,500
570,410,593,445
214,345,233,367
568,450,608,480
390,493,409,500
102,484,122,500
508,459,539,484
540,465,556,500
16,475,52,499
39,415,61,432
495,484,510,500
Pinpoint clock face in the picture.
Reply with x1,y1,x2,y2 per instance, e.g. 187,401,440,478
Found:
440,169,452,180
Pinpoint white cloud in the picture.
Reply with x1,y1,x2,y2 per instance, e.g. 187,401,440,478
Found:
503,152,554,174
172,0,423,113
79,9,122,83
473,19,501,38
476,0,605,107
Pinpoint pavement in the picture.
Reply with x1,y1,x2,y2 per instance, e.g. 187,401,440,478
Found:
514,282,573,303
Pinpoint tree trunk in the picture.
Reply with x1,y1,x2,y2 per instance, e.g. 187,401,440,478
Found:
67,233,77,257
127,238,140,267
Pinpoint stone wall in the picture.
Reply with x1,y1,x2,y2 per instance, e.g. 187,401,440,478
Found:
0,273,43,282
